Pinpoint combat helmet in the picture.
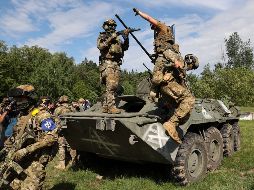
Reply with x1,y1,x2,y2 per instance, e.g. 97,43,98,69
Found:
7,84,35,98
58,95,68,103
39,96,51,107
102,19,117,30
184,54,199,70
7,84,37,111
78,98,85,103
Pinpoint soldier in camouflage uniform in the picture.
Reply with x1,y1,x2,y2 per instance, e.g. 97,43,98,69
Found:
97,19,129,114
2,85,37,150
133,8,199,143
54,95,77,170
1,97,58,190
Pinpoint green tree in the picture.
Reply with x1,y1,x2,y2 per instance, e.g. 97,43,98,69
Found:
0,41,11,96
189,64,217,99
225,32,254,69
215,68,254,106
30,52,76,100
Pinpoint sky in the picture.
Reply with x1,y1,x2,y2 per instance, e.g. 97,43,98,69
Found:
0,0,253,73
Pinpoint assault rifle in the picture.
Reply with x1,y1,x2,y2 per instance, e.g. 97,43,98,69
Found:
1,98,17,113
115,14,155,63
117,28,140,38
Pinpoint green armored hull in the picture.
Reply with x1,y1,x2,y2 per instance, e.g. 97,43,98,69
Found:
60,78,241,185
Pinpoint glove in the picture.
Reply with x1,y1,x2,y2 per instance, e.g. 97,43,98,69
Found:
149,90,158,103
123,28,130,36
5,104,12,112
133,8,139,16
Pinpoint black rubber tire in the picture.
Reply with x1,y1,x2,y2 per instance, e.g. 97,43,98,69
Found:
204,127,223,171
220,124,234,157
232,122,241,151
172,132,207,185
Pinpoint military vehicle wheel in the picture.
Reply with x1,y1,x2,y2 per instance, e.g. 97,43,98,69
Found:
220,124,234,157
204,127,223,171
232,122,241,151
173,132,207,185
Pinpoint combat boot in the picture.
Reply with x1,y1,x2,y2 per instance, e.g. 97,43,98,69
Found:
163,121,182,144
108,106,121,114
102,105,108,113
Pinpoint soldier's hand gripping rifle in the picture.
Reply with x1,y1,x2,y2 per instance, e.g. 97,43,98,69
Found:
115,14,155,63
117,27,141,39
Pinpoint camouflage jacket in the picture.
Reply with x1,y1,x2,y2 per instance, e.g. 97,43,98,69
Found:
154,21,174,54
97,32,129,61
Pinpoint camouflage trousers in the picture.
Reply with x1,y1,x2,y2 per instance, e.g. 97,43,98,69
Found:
9,132,58,189
160,80,195,125
152,54,195,126
57,136,77,167
99,59,120,109
10,161,45,190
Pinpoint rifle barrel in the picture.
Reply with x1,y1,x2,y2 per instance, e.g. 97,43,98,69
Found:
115,14,154,62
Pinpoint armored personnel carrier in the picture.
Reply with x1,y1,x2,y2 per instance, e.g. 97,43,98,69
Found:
60,78,241,185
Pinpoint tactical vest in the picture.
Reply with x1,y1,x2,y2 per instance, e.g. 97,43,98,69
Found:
98,33,123,60
154,22,174,53
35,109,51,124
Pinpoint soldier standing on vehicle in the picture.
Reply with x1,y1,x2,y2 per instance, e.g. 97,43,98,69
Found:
97,19,129,114
133,8,198,143
54,95,77,170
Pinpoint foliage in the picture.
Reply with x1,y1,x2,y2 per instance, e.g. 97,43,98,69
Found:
188,32,254,106
0,31,253,106
224,32,254,69
189,67,254,106
0,42,148,103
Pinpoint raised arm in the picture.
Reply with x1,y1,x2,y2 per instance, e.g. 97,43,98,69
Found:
133,8,158,27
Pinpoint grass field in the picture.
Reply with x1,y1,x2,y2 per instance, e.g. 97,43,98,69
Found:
240,107,254,113
44,121,254,190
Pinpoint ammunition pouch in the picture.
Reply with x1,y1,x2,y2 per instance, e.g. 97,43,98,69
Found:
163,49,178,63
109,43,122,55
163,72,174,82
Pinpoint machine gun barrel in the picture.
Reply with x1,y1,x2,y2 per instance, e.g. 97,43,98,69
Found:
115,14,155,63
